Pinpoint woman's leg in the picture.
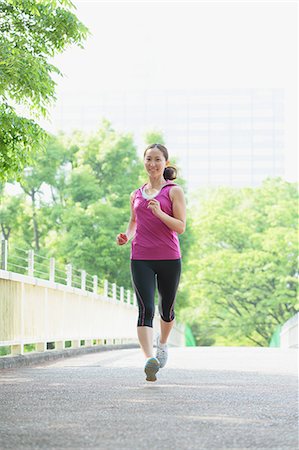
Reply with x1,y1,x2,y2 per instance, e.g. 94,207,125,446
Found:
156,259,182,343
131,260,156,358
159,318,175,344
137,326,154,358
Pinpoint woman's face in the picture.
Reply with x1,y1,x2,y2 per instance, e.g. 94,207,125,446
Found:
144,148,168,178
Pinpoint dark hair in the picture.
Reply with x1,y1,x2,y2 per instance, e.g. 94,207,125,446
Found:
144,143,177,181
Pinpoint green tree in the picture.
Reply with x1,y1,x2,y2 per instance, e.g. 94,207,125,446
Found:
66,165,101,208
143,130,165,146
49,201,132,288
0,193,25,240
18,135,68,250
182,178,298,346
0,0,88,181
1,121,191,297
81,120,144,208
41,122,144,286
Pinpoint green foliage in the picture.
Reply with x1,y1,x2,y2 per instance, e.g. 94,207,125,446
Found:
52,201,132,286
0,104,47,182
1,114,296,348
182,178,298,346
81,120,143,209
0,0,89,181
0,346,10,356
0,121,145,288
67,166,101,208
0,193,25,239
143,130,165,146
50,122,143,285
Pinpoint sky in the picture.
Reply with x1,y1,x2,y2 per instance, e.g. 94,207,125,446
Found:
38,0,297,181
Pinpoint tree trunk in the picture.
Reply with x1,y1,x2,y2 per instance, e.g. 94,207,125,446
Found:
50,185,57,204
1,224,10,240
31,190,40,252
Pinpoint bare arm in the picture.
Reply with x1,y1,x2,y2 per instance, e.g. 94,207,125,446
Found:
125,191,137,240
116,191,137,245
147,186,186,234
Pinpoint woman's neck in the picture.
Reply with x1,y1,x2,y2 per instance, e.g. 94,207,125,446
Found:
147,176,167,190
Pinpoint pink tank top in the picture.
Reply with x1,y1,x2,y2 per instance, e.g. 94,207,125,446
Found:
131,181,181,260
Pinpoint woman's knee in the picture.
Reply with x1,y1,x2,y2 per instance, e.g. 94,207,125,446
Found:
160,312,175,323
138,304,155,327
158,301,175,323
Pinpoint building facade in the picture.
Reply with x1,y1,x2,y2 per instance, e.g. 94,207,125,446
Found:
55,88,285,191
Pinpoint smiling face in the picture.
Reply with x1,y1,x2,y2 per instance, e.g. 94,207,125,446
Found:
144,147,168,178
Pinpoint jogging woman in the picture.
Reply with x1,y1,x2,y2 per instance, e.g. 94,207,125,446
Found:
116,143,186,382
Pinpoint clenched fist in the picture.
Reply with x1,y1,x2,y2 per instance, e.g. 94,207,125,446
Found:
116,233,128,245
147,199,162,217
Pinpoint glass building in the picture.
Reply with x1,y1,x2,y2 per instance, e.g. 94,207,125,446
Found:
56,88,285,191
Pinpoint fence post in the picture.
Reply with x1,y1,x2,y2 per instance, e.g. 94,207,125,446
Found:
120,286,124,302
1,239,8,270
112,283,117,301
49,257,55,283
133,293,137,307
104,279,108,297
28,250,34,276
66,264,72,287
127,289,131,304
93,275,98,294
81,270,86,291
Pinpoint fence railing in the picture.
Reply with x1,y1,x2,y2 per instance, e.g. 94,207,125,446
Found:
0,239,137,306
0,239,186,357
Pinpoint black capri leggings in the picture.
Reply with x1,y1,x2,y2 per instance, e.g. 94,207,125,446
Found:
130,259,181,328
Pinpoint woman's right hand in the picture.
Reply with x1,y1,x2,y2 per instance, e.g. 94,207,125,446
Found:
116,233,128,245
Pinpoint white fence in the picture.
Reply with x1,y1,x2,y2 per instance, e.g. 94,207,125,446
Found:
0,239,130,301
0,240,185,356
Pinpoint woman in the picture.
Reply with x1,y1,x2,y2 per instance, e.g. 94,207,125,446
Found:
116,143,186,382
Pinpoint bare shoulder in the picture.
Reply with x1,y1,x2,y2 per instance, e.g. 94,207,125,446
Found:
130,189,138,202
169,185,185,201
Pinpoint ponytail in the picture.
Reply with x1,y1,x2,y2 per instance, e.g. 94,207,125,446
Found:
163,166,177,180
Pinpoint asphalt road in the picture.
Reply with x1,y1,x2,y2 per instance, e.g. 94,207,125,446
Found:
0,347,298,450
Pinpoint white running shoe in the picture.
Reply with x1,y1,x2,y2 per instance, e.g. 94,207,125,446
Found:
144,357,160,382
155,335,168,368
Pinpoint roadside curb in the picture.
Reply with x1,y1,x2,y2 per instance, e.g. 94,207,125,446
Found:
0,343,139,370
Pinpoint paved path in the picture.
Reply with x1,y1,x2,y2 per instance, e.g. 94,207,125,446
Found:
0,347,298,449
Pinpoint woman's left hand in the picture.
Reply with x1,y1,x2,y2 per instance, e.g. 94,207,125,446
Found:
147,199,163,217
